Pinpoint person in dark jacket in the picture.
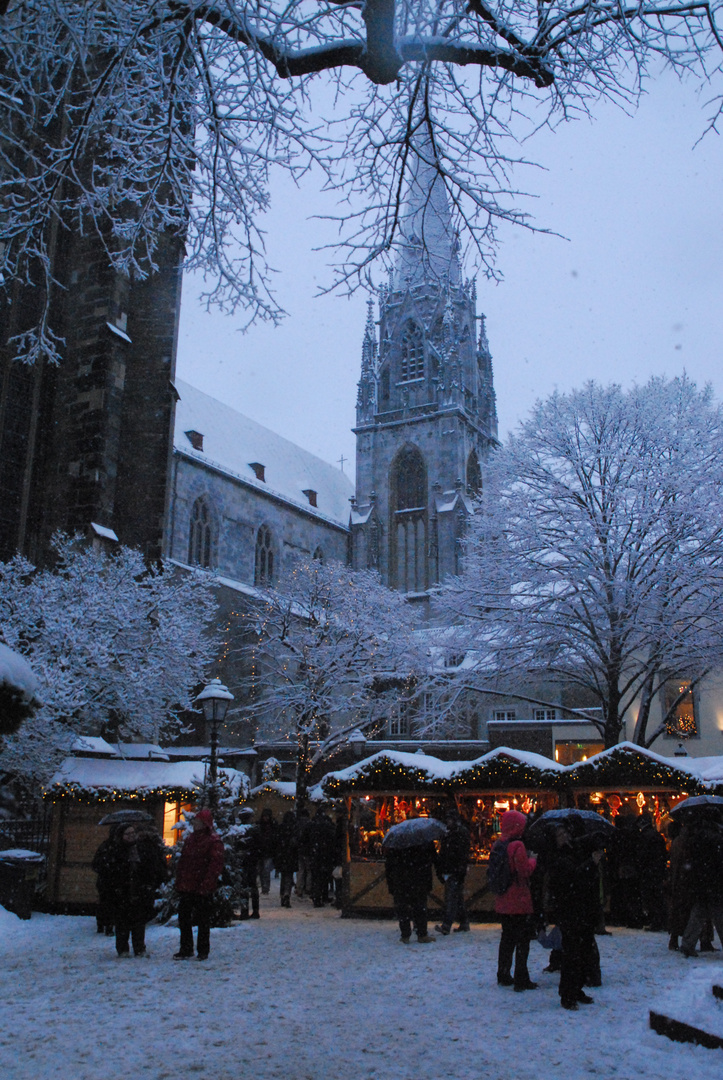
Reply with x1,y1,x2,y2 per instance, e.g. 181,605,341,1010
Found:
637,813,668,932
679,814,723,957
257,808,279,894
493,809,538,991
295,808,312,897
434,809,471,935
667,819,715,951
548,823,606,1010
91,828,118,936
174,809,224,960
235,807,262,919
275,811,299,908
104,823,167,958
385,838,437,944
308,807,337,907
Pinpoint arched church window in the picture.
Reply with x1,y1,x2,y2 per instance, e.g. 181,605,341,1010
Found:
393,445,426,510
390,445,428,592
255,525,275,585
188,497,212,568
400,321,424,382
466,452,482,496
313,546,324,563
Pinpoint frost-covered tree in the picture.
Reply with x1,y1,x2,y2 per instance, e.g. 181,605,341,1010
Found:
3,1,723,358
0,534,219,780
436,377,723,749
237,557,420,808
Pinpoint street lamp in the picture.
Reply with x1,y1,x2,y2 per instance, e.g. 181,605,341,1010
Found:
347,728,368,759
195,678,234,805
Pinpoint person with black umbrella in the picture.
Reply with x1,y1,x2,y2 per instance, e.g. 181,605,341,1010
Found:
678,810,723,958
383,818,441,944
548,820,607,1010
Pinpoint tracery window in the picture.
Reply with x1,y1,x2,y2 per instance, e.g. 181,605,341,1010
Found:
255,525,275,585
188,498,212,568
466,452,482,496
390,445,427,592
400,321,424,382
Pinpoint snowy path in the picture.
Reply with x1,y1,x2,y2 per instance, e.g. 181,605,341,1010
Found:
1,889,722,1080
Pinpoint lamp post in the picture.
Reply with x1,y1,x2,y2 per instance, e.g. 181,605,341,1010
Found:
195,678,234,807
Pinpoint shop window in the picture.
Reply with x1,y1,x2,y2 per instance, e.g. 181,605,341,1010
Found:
664,679,699,739
188,497,212,568
554,741,605,765
255,525,274,585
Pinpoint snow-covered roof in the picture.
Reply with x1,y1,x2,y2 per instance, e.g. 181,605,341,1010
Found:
174,379,354,528
113,743,169,761
45,757,249,799
163,745,257,760
0,643,38,702
71,736,119,757
321,742,723,795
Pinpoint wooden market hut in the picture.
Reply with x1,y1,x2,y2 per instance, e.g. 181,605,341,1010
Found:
321,747,565,919
44,756,247,911
321,743,723,920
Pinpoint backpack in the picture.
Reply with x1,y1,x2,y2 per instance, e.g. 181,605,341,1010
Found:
487,839,514,895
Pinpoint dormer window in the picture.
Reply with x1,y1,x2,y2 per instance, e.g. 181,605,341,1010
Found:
185,430,204,452
303,489,318,508
250,462,265,482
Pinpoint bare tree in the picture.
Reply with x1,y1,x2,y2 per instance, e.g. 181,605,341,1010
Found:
235,557,420,809
2,1,723,359
435,376,723,749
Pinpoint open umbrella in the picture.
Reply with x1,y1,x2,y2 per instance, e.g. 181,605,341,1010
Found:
526,808,615,850
669,795,723,816
381,817,447,850
98,809,153,826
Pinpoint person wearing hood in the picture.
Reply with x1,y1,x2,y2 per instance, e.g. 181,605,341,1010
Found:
493,809,538,991
174,808,224,961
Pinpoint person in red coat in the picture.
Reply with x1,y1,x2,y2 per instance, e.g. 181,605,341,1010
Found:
494,809,538,991
174,808,224,961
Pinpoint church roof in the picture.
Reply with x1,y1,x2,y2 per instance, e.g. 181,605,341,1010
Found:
173,379,354,528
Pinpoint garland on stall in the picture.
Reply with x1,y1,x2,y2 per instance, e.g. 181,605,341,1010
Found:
568,747,707,794
43,772,241,805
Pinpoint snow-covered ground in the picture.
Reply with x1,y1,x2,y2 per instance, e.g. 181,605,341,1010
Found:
1,886,722,1080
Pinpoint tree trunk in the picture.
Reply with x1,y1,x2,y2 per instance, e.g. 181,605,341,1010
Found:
295,729,310,816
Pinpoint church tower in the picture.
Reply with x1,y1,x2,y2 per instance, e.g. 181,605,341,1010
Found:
350,150,498,593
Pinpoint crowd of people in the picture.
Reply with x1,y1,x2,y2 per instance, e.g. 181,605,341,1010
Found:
382,804,723,1011
91,800,723,981
92,803,345,960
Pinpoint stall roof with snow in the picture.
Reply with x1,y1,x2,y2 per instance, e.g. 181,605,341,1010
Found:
321,743,719,796
45,757,249,803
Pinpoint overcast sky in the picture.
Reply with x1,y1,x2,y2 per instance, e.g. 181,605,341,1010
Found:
176,69,723,482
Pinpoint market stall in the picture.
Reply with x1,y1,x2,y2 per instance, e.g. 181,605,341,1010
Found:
322,748,564,918
43,756,247,911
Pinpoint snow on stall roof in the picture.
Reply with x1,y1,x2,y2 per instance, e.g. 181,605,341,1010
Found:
71,736,119,757
174,379,354,527
567,740,704,779
47,756,248,797
0,642,38,701
164,745,257,759
113,743,169,761
321,742,723,791
324,749,461,786
90,521,118,542
461,746,567,773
